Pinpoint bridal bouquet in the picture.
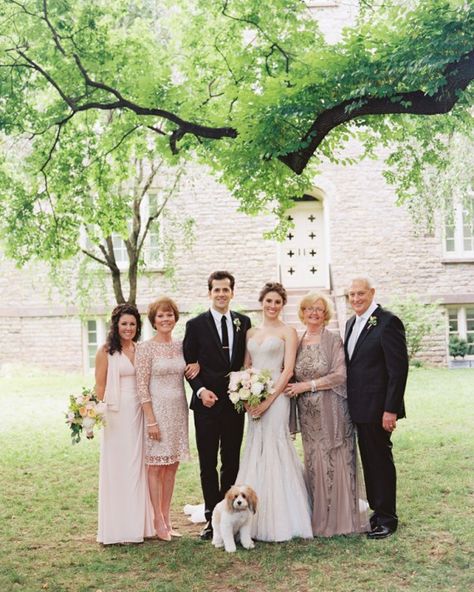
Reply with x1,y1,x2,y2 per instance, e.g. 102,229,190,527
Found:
65,387,107,444
228,368,275,416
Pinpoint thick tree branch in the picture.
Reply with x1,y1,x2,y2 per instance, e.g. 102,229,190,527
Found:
6,5,473,177
9,41,236,156
81,248,108,267
279,48,474,174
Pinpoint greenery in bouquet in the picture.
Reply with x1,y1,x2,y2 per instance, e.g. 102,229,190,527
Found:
65,387,107,444
228,368,275,414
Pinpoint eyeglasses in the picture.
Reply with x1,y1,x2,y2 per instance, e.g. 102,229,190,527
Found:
304,306,326,313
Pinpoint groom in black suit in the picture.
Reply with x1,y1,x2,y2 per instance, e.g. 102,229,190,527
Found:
183,271,251,539
345,277,408,539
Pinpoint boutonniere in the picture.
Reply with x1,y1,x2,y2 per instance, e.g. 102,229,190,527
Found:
233,318,241,332
367,315,378,328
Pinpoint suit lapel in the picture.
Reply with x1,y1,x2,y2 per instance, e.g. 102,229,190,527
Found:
230,311,239,367
351,306,381,360
205,310,228,365
345,316,356,361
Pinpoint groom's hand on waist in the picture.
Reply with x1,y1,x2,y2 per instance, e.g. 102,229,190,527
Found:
200,389,218,408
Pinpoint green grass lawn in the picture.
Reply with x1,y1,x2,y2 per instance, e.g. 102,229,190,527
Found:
0,367,473,592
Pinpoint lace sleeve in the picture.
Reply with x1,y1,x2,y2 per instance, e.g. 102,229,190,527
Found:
316,330,347,397
135,342,153,404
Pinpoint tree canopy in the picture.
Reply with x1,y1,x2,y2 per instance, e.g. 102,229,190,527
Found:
0,0,473,251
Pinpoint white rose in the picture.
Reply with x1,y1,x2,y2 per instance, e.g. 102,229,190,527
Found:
75,395,84,405
241,371,251,382
251,382,264,396
228,377,240,392
238,388,251,401
82,417,95,430
95,402,107,415
229,391,240,405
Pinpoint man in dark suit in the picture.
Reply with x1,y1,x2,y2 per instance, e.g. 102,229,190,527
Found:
183,271,251,540
345,277,408,539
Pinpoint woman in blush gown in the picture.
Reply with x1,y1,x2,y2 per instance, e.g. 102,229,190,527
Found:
95,304,154,545
235,282,313,542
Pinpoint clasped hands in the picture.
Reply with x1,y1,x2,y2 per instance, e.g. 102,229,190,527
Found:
284,382,309,398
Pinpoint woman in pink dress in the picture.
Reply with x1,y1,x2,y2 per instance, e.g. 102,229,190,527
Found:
95,304,154,545
136,297,198,541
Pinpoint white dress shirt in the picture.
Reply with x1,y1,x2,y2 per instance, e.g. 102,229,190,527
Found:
348,300,379,359
197,308,234,398
209,307,234,359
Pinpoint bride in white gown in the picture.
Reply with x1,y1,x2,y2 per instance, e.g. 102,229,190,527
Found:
236,282,313,542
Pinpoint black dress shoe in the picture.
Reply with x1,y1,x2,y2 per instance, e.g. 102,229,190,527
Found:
199,522,213,540
367,525,394,540
369,514,378,530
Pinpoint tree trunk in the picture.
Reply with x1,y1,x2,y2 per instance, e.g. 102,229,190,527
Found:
127,256,138,307
111,266,126,304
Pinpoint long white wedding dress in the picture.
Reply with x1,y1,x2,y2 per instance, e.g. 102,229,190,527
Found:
235,337,313,542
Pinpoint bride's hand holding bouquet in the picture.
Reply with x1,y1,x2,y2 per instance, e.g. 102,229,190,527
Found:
228,367,275,420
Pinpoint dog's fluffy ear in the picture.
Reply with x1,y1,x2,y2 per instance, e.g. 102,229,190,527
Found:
225,486,239,512
246,486,258,514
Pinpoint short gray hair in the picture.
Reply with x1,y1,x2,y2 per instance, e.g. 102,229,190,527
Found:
349,276,375,290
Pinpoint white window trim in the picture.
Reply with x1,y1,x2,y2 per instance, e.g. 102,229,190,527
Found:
443,197,474,259
448,305,474,358
83,318,107,373
141,316,155,341
111,233,130,270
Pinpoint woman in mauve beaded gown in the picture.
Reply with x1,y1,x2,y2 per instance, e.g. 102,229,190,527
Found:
285,292,369,537
95,304,155,545
136,297,199,542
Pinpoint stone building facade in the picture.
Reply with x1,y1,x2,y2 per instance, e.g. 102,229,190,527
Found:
1,0,473,373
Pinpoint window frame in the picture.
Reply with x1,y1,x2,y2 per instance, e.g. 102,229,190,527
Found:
83,318,107,372
443,196,474,259
447,305,474,357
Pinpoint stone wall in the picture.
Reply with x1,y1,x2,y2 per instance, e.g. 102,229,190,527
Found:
317,147,473,366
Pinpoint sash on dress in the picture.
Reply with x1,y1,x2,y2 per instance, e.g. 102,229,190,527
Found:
104,352,122,412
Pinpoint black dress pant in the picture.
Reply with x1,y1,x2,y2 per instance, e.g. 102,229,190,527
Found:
356,422,398,531
194,406,245,522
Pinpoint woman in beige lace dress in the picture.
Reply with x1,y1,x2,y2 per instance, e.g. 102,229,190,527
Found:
136,297,198,541
285,292,368,537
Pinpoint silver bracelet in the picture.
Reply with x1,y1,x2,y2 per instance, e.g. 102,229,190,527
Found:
147,422,158,427
310,380,317,393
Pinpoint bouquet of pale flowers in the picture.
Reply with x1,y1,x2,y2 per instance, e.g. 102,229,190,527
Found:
228,367,275,418
65,387,107,444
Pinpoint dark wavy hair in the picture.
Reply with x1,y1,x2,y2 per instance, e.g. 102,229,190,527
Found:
105,303,142,355
258,282,287,305
208,270,235,291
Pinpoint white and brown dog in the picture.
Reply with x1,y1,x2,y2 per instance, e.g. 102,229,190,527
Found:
211,485,258,553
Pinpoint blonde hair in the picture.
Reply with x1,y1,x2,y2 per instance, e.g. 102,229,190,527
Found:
148,296,179,328
298,292,333,325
